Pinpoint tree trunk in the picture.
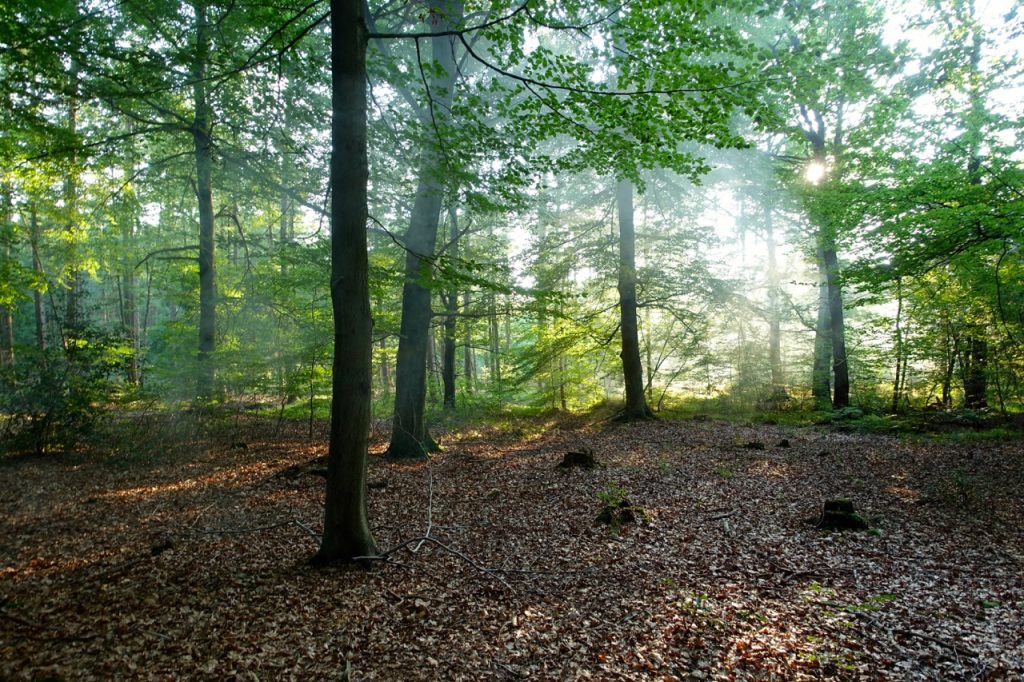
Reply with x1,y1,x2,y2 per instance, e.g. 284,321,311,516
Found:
811,250,832,409
964,336,988,409
122,217,141,385
822,246,849,408
615,180,654,420
192,0,217,400
891,277,904,413
463,287,474,394
389,185,442,457
441,207,458,410
0,190,14,371
29,207,46,353
314,0,378,564
765,204,783,391
386,0,460,460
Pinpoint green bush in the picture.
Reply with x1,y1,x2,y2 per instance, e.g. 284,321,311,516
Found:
0,329,131,454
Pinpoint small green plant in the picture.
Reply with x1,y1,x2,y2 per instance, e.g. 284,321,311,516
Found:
597,481,628,509
716,466,733,479
596,481,647,532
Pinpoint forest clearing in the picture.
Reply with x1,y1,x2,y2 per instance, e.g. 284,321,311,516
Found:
2,412,1022,680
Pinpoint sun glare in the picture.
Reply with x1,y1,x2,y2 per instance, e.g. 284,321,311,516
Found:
804,161,827,184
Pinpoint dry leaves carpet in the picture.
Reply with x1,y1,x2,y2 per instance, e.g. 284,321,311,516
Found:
2,415,1022,680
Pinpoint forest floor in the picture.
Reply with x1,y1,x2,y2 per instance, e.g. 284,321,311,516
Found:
2,412,1023,681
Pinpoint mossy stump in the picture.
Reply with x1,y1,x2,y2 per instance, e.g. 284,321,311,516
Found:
596,499,647,530
816,499,869,531
558,447,602,470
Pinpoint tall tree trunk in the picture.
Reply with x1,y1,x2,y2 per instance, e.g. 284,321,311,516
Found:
488,293,500,383
891,277,904,413
386,0,460,459
30,206,46,353
122,217,141,385
765,204,783,392
822,245,849,408
64,46,83,339
615,180,654,420
961,17,987,410
811,250,832,409
192,0,217,399
0,190,14,371
463,286,474,394
314,0,378,564
441,206,458,410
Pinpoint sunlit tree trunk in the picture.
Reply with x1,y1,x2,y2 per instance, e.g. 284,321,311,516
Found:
615,180,655,420
387,0,461,459
765,204,783,391
314,0,378,564
812,250,832,409
822,243,849,408
192,0,217,399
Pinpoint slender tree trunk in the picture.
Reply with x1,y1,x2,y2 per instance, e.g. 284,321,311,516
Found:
387,0,460,459
441,207,458,410
765,204,783,392
822,245,849,408
615,180,655,420
463,288,474,394
192,0,217,399
488,294,500,381
0,190,14,371
942,324,957,407
64,66,85,339
377,337,391,398
314,0,378,564
891,277,904,414
29,207,46,353
811,250,832,409
123,218,141,385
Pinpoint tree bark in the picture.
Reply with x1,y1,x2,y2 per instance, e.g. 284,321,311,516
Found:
891,277,904,413
0,190,14,371
615,180,655,420
192,0,216,399
386,0,460,459
29,207,47,353
964,336,988,409
122,217,141,385
314,0,378,564
822,245,849,408
441,207,458,410
765,203,783,391
811,249,832,409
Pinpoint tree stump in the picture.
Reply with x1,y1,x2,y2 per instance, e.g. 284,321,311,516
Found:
557,447,601,470
816,499,869,531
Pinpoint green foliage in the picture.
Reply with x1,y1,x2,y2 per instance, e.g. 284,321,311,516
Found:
1,330,131,454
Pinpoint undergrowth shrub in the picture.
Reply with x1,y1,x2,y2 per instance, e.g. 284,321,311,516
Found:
0,329,131,454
